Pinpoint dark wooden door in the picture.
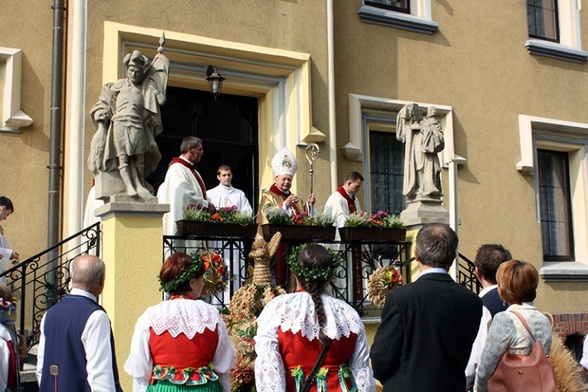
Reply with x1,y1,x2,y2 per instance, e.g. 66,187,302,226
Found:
148,87,259,213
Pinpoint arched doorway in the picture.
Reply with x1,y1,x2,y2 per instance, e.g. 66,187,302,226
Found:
148,87,259,213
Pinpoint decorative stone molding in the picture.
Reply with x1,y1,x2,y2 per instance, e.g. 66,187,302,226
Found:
525,39,588,63
358,5,438,34
0,47,33,133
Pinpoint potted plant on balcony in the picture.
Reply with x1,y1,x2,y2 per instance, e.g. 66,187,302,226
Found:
338,211,406,242
260,206,336,242
176,204,257,237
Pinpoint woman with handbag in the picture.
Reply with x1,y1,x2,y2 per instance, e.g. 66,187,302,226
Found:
254,244,376,392
474,260,556,392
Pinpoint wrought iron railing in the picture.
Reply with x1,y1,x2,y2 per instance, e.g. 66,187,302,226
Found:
458,252,481,294
0,222,101,350
163,235,411,316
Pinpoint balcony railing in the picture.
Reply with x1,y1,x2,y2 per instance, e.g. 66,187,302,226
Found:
163,234,411,316
0,222,101,350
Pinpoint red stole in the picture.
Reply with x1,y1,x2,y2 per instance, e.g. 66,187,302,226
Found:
171,157,207,199
270,184,302,215
337,185,357,214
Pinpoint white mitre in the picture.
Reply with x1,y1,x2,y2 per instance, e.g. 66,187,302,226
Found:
271,147,298,177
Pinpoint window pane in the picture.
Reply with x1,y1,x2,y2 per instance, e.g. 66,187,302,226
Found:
537,149,574,260
369,131,405,216
365,0,410,13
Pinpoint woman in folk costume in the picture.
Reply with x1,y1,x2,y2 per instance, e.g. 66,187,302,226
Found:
0,284,20,392
254,244,376,392
124,252,236,392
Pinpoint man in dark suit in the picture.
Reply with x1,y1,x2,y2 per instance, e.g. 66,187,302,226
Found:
370,223,482,392
465,243,512,388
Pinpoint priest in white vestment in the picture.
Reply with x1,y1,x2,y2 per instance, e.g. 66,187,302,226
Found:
207,165,253,215
157,136,214,236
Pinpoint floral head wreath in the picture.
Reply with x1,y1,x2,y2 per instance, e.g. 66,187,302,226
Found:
158,252,211,293
287,244,340,283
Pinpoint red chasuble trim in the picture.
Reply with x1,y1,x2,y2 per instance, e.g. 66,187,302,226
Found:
336,186,357,214
171,157,207,199
270,184,302,215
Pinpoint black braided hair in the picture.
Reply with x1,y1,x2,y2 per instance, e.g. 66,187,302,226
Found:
297,244,333,346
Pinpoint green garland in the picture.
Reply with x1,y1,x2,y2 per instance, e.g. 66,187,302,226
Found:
158,252,205,293
287,244,340,282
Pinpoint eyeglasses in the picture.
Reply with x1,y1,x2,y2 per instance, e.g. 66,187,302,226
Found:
192,146,204,153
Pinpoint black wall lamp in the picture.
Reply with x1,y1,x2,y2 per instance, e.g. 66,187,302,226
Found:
206,66,225,99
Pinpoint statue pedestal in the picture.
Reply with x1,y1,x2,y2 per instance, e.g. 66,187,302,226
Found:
95,201,169,391
400,196,449,227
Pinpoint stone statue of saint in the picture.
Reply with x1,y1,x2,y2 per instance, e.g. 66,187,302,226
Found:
88,41,169,201
396,103,444,201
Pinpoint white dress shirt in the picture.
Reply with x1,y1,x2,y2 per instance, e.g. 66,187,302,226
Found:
0,233,13,285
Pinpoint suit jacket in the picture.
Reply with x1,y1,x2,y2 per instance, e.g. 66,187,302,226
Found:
370,272,482,392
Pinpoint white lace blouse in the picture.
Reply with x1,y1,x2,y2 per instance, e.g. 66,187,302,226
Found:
124,298,236,392
254,292,375,392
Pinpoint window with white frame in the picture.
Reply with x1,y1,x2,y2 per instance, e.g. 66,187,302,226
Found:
517,115,588,279
527,0,559,42
358,0,438,35
525,0,588,63
537,149,574,261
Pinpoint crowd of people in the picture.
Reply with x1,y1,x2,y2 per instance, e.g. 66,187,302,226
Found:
10,222,576,391
4,137,586,391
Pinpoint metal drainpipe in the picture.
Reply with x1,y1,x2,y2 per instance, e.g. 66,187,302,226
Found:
47,0,65,289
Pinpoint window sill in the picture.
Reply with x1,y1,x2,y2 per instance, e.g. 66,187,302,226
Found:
525,39,588,63
358,5,439,35
540,262,588,282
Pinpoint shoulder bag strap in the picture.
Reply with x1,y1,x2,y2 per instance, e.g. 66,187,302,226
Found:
300,339,333,392
510,310,536,341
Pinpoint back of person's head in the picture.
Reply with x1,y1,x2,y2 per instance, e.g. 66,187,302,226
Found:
496,259,538,305
345,171,364,182
0,284,12,301
180,136,203,154
475,244,512,284
159,252,206,295
294,244,335,345
217,164,231,174
415,223,458,269
0,196,14,212
71,255,105,291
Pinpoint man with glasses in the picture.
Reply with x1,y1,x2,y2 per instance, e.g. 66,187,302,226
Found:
157,136,215,235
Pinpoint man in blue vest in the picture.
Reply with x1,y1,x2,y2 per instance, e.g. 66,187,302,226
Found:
35,255,123,391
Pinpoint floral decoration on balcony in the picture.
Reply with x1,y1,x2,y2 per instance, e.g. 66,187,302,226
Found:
344,211,405,229
367,259,403,308
193,251,231,297
264,206,335,227
183,204,255,226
